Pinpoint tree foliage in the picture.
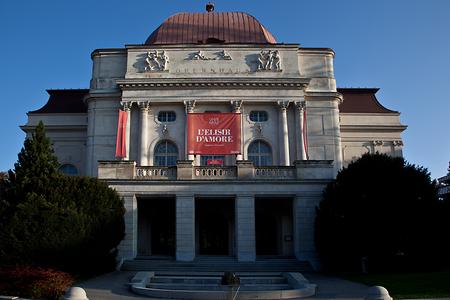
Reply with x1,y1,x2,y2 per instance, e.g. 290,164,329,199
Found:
0,121,125,275
315,153,443,272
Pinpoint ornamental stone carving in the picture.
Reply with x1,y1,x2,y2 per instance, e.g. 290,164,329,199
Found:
372,140,383,146
277,100,290,110
137,101,151,111
144,50,169,72
121,101,133,111
257,50,281,71
393,140,403,146
295,101,306,111
184,100,196,113
189,50,232,61
230,100,243,113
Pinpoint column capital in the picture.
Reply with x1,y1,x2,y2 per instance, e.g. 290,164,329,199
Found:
277,100,290,111
137,101,150,111
295,100,306,111
230,100,243,113
184,100,196,113
120,101,133,111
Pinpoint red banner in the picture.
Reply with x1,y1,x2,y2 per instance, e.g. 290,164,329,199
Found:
115,110,128,159
207,159,224,165
187,113,241,155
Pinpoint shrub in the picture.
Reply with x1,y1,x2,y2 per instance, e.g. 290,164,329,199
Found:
0,265,74,300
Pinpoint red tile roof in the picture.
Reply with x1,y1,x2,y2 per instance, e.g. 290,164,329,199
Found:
28,88,397,115
338,88,398,114
28,89,88,114
145,12,277,45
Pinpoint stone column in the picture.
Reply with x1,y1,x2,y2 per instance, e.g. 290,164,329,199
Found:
295,101,308,161
293,194,320,269
138,102,150,166
278,101,290,166
235,194,256,261
231,100,243,161
176,194,195,261
122,101,132,160
85,98,95,176
117,194,137,260
184,100,196,161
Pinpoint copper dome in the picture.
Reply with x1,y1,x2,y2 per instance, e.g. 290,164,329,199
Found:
145,12,277,45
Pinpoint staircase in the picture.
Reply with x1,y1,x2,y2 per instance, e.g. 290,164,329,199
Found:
121,256,313,272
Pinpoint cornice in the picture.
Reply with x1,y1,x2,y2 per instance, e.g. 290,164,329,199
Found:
20,125,87,133
125,44,300,50
340,124,408,132
116,78,310,91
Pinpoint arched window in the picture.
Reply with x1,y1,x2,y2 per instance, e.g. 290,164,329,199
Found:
248,140,272,166
58,164,78,176
154,140,178,166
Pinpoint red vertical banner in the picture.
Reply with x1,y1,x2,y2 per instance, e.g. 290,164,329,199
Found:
115,110,128,159
187,113,241,155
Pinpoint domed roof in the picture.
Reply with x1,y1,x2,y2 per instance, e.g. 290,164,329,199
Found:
145,12,277,45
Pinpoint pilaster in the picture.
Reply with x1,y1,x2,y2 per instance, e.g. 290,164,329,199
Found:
235,194,256,261
184,100,196,161
176,194,195,261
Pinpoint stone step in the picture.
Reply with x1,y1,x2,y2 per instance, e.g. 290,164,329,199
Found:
146,282,292,291
150,275,287,284
121,259,313,272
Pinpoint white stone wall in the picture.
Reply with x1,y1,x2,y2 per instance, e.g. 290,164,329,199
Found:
340,112,406,166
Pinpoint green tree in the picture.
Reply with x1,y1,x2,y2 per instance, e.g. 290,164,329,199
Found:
0,121,125,275
315,153,440,272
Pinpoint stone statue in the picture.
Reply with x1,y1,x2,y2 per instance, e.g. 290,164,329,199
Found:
257,50,282,71
144,50,169,72
219,50,232,60
193,50,207,60
273,50,281,70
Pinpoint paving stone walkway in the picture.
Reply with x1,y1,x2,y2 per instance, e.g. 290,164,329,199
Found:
79,271,369,300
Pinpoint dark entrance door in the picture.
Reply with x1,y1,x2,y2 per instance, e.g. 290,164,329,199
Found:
255,197,293,256
137,197,175,256
196,198,234,255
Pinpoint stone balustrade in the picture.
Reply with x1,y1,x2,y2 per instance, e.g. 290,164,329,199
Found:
97,160,334,181
135,166,177,180
193,166,237,180
254,166,296,180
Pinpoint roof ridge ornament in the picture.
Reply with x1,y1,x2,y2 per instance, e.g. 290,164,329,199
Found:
206,2,215,12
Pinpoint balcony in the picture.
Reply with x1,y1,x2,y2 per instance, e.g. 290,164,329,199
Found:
98,160,334,181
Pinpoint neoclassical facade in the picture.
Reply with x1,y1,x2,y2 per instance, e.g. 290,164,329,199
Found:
22,9,406,268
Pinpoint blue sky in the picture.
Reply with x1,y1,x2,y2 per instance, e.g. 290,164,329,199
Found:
1,0,449,178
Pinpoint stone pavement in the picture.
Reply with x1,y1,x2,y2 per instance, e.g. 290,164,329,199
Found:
78,271,369,300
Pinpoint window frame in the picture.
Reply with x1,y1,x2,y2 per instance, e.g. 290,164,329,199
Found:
247,140,272,166
58,164,78,176
157,111,177,123
154,140,179,167
249,111,269,123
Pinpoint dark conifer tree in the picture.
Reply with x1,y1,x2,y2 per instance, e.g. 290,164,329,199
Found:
0,122,125,275
315,153,440,272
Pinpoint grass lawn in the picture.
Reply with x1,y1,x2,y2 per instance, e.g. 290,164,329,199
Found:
343,271,450,299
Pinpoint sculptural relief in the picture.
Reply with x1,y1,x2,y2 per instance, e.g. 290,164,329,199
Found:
257,50,282,71
189,50,232,61
144,50,169,72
